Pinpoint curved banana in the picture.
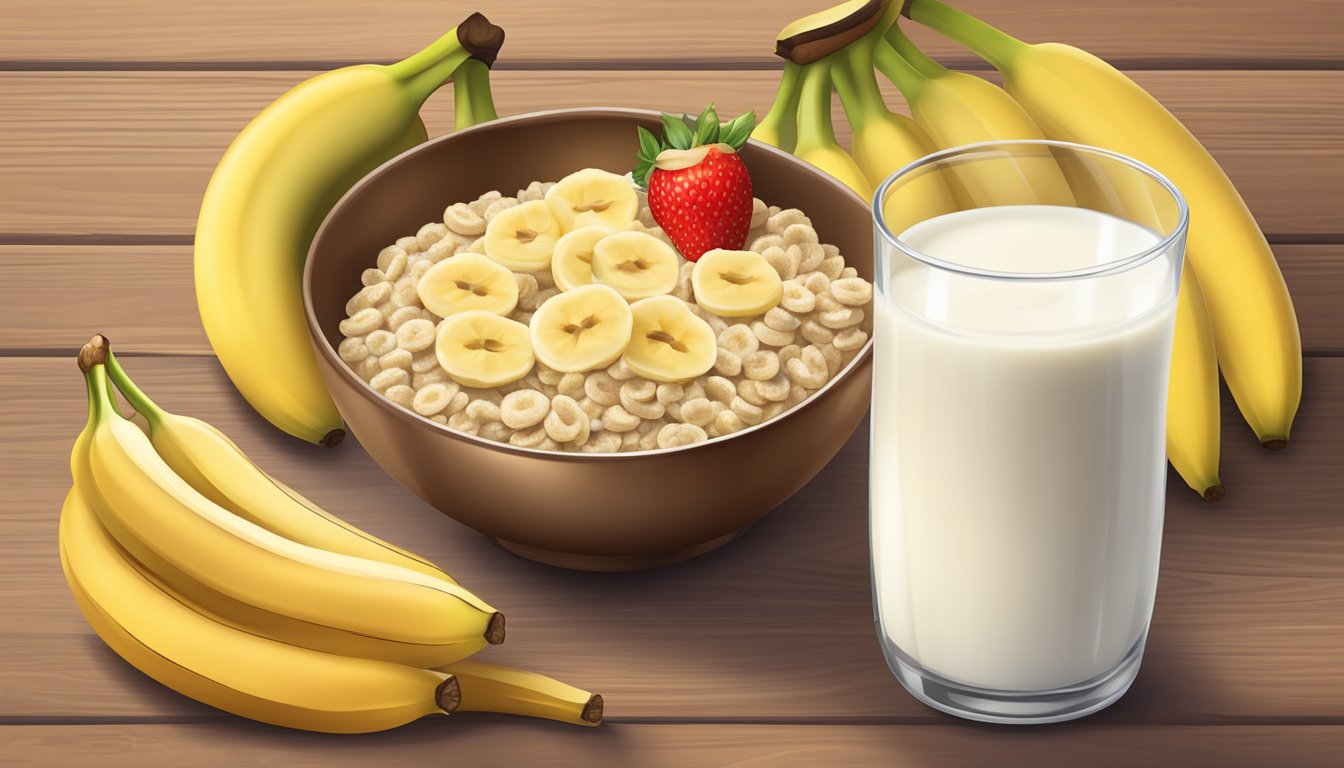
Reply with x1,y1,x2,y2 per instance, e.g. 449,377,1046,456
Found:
1167,263,1224,500
438,660,603,727
60,481,459,734
77,340,503,667
752,60,805,152
792,58,874,199
102,351,456,584
876,24,1074,207
910,0,1301,447
195,13,504,446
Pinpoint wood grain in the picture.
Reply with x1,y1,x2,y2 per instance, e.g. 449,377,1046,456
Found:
5,723,1344,767
1,70,1340,238
4,244,1341,354
2,355,1339,722
1,0,1341,65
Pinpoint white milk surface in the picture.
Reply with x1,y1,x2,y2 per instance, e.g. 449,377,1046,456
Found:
872,205,1177,691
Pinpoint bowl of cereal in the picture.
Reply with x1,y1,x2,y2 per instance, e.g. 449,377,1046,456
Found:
304,108,873,571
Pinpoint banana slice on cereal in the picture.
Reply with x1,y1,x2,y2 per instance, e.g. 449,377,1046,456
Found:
691,248,784,317
622,296,717,382
435,310,535,388
484,199,562,272
552,225,616,292
417,252,519,317
545,168,639,232
591,230,681,301
529,284,633,373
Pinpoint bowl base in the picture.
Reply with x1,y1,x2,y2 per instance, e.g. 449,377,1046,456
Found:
492,529,747,572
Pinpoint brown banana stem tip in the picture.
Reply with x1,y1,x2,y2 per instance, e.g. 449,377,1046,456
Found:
78,334,110,373
484,613,506,645
321,428,346,448
900,0,912,18
1202,484,1226,503
436,675,462,713
775,0,887,65
581,694,604,725
1261,438,1288,452
457,11,506,67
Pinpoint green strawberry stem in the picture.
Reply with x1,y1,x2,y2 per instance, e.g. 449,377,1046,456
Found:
906,0,1025,71
753,61,805,151
885,21,945,78
104,350,166,429
794,60,843,155
454,58,498,129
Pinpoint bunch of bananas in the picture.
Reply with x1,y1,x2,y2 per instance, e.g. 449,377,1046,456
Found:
195,12,503,448
755,0,1302,500
61,335,602,733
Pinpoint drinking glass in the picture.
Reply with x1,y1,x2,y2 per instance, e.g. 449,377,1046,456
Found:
870,141,1188,724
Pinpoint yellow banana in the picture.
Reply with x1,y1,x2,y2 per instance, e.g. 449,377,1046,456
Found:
910,0,1301,447
77,339,503,668
438,660,603,727
195,13,504,446
102,350,456,584
752,60,805,152
792,58,874,199
1167,263,1224,500
876,23,1074,207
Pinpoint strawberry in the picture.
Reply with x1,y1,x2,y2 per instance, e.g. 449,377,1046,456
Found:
633,104,756,262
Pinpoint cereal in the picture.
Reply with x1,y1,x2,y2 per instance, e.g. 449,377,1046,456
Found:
743,350,780,381
339,178,874,452
501,389,550,429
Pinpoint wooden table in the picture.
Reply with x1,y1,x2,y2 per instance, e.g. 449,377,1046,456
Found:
2,1,1341,764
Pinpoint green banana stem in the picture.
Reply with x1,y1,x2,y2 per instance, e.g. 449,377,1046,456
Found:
387,27,475,103
831,49,885,131
454,58,498,130
906,0,1025,71
794,59,843,153
754,61,805,151
77,337,115,427
104,351,166,429
873,32,929,99
885,21,946,78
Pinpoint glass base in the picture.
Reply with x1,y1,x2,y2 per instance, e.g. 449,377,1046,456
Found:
878,630,1147,725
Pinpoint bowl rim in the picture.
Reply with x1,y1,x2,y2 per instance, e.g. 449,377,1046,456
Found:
304,106,875,461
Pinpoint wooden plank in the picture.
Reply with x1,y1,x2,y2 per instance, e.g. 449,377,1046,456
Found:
0,70,1339,238
3,244,1341,355
0,356,1340,722
1,0,1340,65
3,724,1344,767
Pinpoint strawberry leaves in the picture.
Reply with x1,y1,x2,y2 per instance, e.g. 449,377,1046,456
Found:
632,104,758,188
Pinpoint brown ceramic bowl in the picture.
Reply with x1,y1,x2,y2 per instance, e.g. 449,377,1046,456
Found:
305,108,873,571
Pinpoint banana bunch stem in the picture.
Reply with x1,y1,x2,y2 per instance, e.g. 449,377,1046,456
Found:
454,57,499,130
753,61,805,151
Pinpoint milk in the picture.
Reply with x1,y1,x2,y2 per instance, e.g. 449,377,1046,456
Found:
871,205,1178,691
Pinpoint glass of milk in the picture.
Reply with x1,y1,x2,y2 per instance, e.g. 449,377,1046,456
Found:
870,141,1188,724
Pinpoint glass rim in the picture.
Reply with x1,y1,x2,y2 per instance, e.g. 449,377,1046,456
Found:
871,140,1190,282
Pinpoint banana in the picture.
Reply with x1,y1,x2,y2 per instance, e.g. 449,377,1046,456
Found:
1167,263,1224,500
529,284,633,373
100,349,459,582
552,225,617,292
691,249,784,317
195,13,504,446
910,0,1301,447
484,199,564,272
622,296,718,382
435,311,536,387
419,251,520,317
591,230,682,300
60,484,459,733
76,341,504,668
825,10,956,232
876,24,1074,208
437,660,603,727
753,61,805,152
545,168,640,233
792,58,874,199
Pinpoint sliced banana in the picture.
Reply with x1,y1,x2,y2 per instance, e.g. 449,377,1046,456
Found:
622,296,717,383
529,284,633,373
484,199,562,272
552,225,616,292
545,168,640,232
434,310,535,388
416,252,519,317
591,231,681,301
691,249,784,317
